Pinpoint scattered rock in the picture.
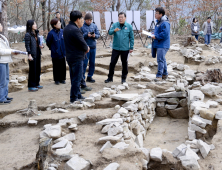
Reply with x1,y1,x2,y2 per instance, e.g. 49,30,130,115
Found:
100,141,113,153
110,93,139,101
201,84,222,97
65,154,91,170
215,111,222,119
52,139,68,149
150,147,162,162
96,118,123,125
103,163,120,170
172,144,187,158
28,119,38,125
112,142,129,150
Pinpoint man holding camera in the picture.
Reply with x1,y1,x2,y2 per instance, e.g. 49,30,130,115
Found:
81,13,100,83
105,12,134,84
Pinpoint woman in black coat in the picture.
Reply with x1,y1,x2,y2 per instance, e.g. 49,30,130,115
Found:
25,20,44,92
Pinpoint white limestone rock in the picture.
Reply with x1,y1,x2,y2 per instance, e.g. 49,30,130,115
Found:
96,118,123,125
206,100,219,108
17,76,26,83
78,114,87,122
188,90,204,105
140,148,150,163
150,147,162,162
197,140,211,159
52,139,68,149
137,84,146,89
179,155,200,170
65,154,91,170
103,163,120,170
55,142,73,156
112,142,129,150
108,126,123,136
100,141,113,153
188,128,196,140
28,119,38,125
63,133,76,141
110,93,139,101
201,84,222,97
135,134,143,148
114,105,121,110
172,144,187,158
190,123,207,134
89,93,102,101
215,111,222,119
117,107,128,116
44,125,61,139
191,115,207,128
84,97,95,103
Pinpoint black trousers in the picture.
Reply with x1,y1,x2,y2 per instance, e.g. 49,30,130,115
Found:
108,49,129,80
28,48,41,88
52,57,66,82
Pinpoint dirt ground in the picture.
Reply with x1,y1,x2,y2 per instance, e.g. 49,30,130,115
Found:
0,38,222,169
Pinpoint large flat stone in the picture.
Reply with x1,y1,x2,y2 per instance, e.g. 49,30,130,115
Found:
156,92,187,98
110,93,139,101
65,154,91,170
168,107,188,119
96,118,123,125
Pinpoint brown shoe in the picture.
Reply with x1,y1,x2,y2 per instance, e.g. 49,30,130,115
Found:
154,77,162,82
162,75,168,80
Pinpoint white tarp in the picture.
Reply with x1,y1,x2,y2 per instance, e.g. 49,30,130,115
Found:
104,11,118,31
126,11,140,30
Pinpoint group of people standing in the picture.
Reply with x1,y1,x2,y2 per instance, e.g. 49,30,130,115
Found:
191,17,215,45
0,7,171,104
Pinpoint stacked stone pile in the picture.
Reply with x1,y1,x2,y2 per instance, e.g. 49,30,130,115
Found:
156,90,188,119
38,119,92,170
180,46,205,64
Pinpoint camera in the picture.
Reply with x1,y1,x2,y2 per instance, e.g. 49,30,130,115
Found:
90,31,94,35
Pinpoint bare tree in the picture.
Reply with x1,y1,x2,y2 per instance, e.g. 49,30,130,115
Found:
40,0,47,31
0,0,8,37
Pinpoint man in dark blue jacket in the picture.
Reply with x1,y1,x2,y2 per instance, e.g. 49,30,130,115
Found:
81,13,100,83
151,7,170,82
63,11,90,103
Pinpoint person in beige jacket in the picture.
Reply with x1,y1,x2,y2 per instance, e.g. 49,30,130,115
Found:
202,17,214,45
0,24,18,105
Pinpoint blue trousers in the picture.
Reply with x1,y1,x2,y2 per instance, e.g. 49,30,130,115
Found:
156,48,169,78
0,63,9,102
83,48,96,79
195,35,199,40
68,60,83,102
205,34,211,45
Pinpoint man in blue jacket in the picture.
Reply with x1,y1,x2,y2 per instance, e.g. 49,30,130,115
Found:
81,13,100,83
151,7,170,82
105,12,134,84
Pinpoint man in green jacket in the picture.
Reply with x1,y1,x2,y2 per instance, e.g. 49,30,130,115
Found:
105,12,134,84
